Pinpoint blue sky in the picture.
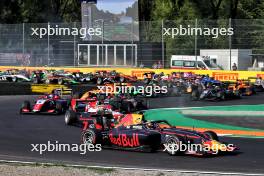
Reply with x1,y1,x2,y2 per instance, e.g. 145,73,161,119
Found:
96,0,137,14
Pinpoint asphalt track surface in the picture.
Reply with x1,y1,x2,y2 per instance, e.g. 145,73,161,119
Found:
0,95,264,174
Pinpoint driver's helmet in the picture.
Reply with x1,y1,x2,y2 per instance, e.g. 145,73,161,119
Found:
146,121,155,129
153,74,158,79
48,94,60,100
47,94,53,99
195,79,200,84
53,94,60,100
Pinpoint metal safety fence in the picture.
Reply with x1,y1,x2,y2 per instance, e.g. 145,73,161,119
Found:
0,19,263,70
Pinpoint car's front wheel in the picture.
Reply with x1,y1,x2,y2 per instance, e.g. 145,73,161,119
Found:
55,102,63,114
20,100,31,114
204,131,219,141
65,110,77,125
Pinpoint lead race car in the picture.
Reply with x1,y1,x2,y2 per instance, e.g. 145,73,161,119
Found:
20,91,69,115
81,113,239,156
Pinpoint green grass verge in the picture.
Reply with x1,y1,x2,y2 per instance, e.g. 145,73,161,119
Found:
193,104,264,111
144,109,264,132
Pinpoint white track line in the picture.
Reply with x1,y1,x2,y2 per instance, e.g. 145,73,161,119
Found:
0,159,262,176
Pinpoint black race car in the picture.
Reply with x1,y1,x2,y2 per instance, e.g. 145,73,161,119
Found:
81,115,238,156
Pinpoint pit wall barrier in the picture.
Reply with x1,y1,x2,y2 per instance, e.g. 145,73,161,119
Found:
0,66,264,82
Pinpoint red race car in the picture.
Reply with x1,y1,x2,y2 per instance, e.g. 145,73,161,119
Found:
20,93,69,115
64,97,118,125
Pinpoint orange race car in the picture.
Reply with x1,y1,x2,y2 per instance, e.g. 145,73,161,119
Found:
227,79,256,96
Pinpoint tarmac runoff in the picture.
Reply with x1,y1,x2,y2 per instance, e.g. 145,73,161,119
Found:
145,107,264,138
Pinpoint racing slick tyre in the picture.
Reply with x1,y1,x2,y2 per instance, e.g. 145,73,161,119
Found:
237,91,242,99
6,77,13,82
143,78,150,84
55,102,63,114
164,135,184,156
45,79,50,84
33,77,39,84
65,110,77,125
20,101,31,114
97,78,103,85
191,90,199,101
204,131,219,141
119,77,125,83
220,93,226,101
81,129,101,145
233,90,242,99
199,92,206,100
169,87,181,97
58,78,64,85
126,102,134,113
216,92,225,101
12,77,18,82
142,99,150,109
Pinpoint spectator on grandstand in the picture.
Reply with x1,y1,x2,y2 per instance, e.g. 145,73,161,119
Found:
232,63,238,71
152,62,158,69
157,60,163,69
139,62,144,68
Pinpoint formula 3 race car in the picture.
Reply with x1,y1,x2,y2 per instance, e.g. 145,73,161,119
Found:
81,114,239,156
227,79,256,96
20,93,69,115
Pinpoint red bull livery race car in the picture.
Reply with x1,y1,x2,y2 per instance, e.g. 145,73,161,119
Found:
80,113,239,156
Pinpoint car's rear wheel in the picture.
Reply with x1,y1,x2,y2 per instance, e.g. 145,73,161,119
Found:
58,78,64,85
55,102,63,114
81,129,97,144
143,78,150,84
204,131,219,141
33,77,39,84
127,102,133,113
220,93,225,100
199,91,206,100
22,101,31,109
119,77,125,83
97,78,103,85
45,79,50,84
191,90,199,101
65,110,76,125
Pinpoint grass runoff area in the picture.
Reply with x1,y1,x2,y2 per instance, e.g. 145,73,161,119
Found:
144,106,264,138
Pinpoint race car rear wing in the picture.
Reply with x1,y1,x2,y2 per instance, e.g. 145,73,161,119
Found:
53,88,73,97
